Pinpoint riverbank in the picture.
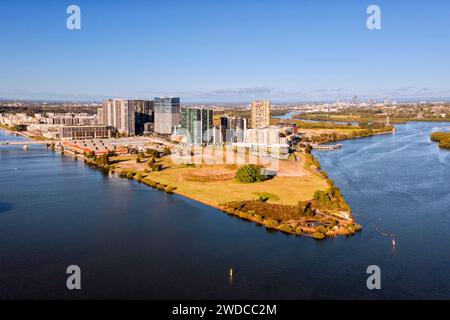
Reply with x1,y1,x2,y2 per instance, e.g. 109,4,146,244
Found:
271,117,395,145
292,113,450,124
0,124,54,141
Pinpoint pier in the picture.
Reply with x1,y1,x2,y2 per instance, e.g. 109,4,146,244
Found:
310,143,342,151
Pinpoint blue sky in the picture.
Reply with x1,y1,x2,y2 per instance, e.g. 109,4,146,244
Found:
0,0,449,102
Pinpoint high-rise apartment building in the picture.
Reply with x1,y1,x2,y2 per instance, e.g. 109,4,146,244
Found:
131,100,153,135
101,99,135,136
220,115,247,143
181,107,213,144
153,97,181,135
251,100,270,128
100,99,153,136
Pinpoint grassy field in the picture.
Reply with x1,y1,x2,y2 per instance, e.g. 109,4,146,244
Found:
111,153,329,207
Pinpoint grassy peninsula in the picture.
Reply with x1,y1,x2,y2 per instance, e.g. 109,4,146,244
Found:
97,145,361,240
431,132,450,149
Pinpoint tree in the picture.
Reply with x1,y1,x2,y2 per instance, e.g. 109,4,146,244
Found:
296,201,314,217
146,149,159,158
235,164,270,183
96,154,110,166
163,147,171,155
331,132,337,141
148,156,156,167
305,144,312,154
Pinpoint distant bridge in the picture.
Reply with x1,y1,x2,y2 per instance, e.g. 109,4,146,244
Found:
0,140,58,146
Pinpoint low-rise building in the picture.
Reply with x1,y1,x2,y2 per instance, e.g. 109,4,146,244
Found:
59,125,113,140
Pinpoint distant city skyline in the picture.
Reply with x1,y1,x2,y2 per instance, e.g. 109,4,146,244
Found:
1,0,450,102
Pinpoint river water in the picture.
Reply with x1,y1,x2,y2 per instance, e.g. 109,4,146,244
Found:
0,122,449,299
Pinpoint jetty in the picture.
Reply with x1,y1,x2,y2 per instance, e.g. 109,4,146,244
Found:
310,143,342,151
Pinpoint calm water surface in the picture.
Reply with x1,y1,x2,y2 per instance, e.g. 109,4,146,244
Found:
0,122,449,299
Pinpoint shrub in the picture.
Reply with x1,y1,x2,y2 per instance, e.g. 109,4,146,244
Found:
346,224,362,234
265,218,279,229
296,201,315,216
313,190,333,209
147,180,158,188
279,224,293,233
118,170,128,177
126,172,135,179
239,212,252,220
156,183,167,190
295,227,303,235
316,225,329,234
312,232,326,240
136,157,142,163
258,196,269,202
165,186,176,193
254,215,263,222
146,149,160,158
84,151,95,159
152,163,162,172
254,192,280,201
135,173,143,181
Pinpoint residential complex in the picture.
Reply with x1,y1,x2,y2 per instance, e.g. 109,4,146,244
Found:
43,113,97,126
251,100,270,129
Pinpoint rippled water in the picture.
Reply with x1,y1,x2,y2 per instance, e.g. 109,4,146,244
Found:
0,122,449,299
